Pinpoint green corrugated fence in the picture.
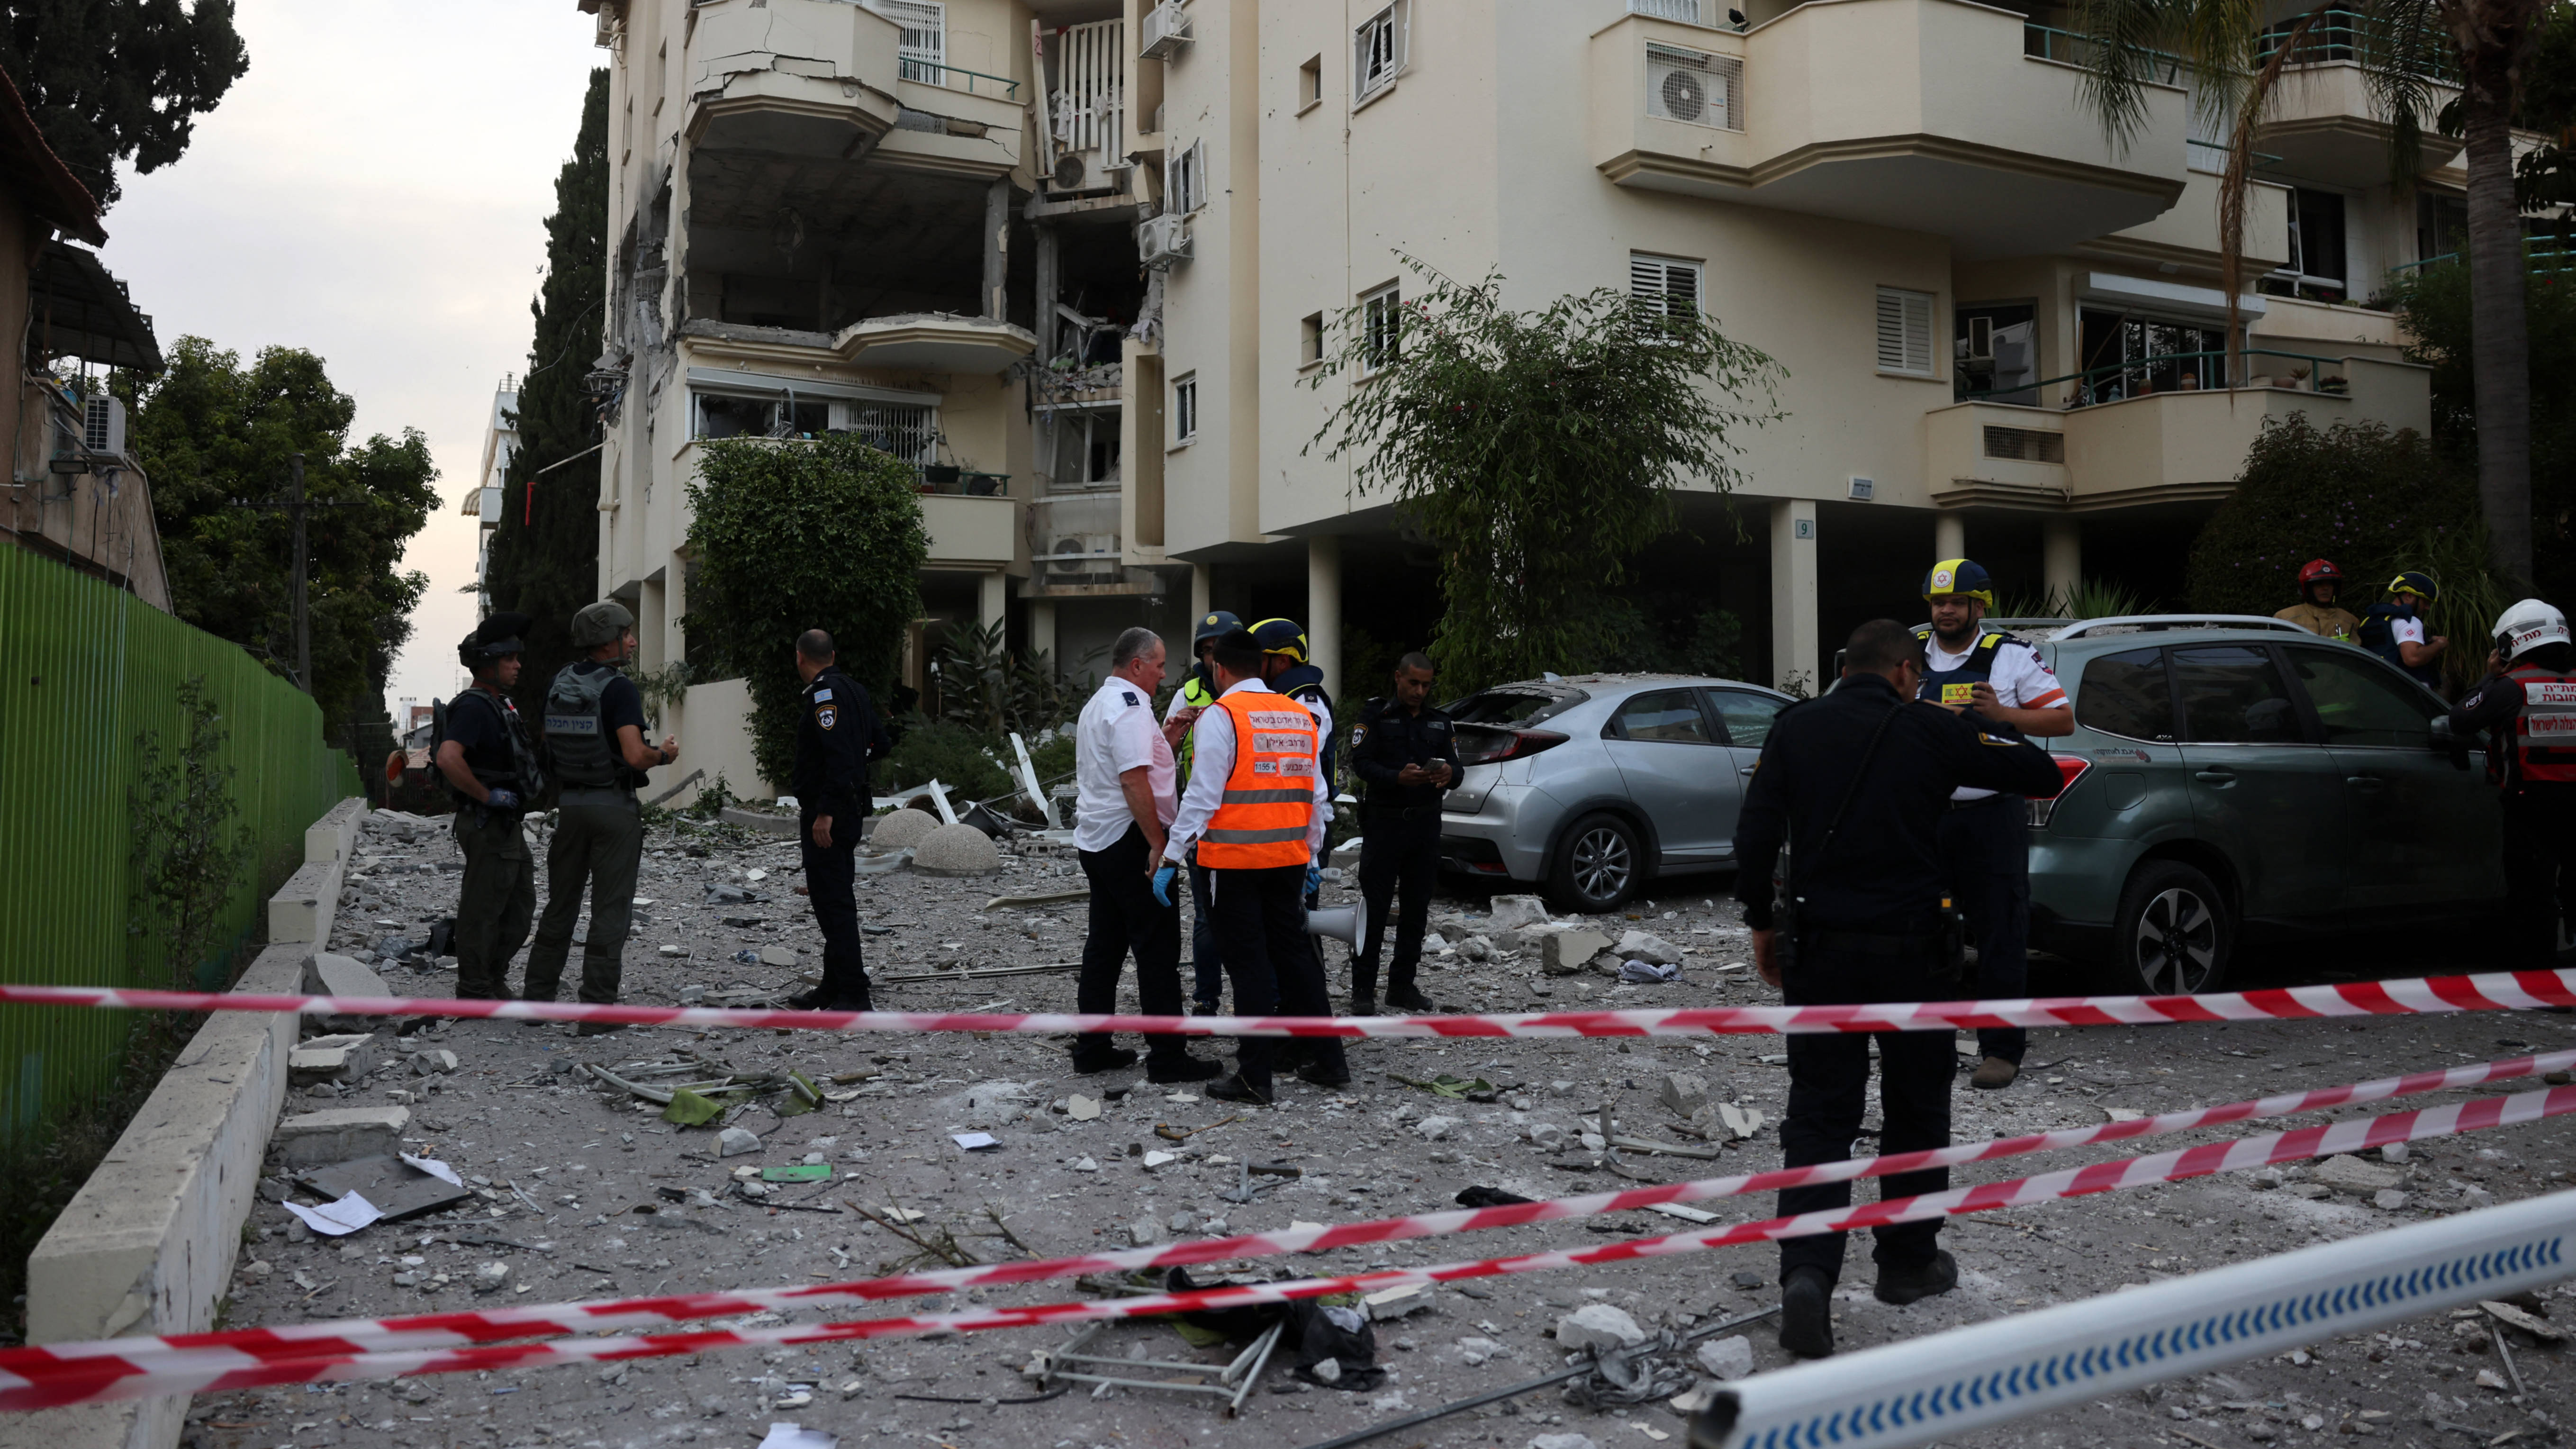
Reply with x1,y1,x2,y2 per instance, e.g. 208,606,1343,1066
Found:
0,547,360,1142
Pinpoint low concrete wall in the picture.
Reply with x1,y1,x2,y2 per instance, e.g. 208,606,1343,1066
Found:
268,796,364,945
669,675,775,803
3,796,364,1449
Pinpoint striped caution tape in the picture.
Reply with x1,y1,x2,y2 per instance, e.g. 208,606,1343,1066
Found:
7,1045,2561,1377
0,966,2571,1037
3,1081,2567,1410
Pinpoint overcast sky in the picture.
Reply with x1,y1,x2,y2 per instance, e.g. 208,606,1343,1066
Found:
100,0,604,715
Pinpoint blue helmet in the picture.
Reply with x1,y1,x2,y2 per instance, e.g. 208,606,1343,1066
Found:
1191,610,1243,651
1922,558,1995,608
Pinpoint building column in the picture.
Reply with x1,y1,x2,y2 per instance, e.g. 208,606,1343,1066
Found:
1191,562,1211,621
1934,510,1966,563
2042,516,2081,610
1033,222,1058,363
1770,499,1820,694
978,571,1008,638
637,578,668,674
1029,597,1058,667
982,178,1011,320
1306,535,1341,699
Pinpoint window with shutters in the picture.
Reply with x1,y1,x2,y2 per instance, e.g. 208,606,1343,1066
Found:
877,0,946,85
1645,43,1741,130
1874,286,1936,376
1300,312,1325,368
1166,139,1207,214
1629,253,1703,325
1172,373,1199,444
1355,2,1408,106
1360,283,1401,375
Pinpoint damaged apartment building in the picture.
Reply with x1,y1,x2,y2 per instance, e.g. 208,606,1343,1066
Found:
580,0,2447,793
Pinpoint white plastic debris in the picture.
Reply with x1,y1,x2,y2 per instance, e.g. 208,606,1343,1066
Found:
283,1191,382,1237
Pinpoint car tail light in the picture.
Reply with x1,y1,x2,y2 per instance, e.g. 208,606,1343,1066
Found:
1455,728,1569,767
2028,755,2091,829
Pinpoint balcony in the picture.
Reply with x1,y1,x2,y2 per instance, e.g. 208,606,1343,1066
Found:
1590,0,2189,257
2092,166,2291,273
922,492,1019,569
836,313,1035,374
1925,351,2430,510
2253,62,2461,190
685,0,903,161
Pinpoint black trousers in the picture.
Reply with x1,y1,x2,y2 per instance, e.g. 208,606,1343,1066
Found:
1777,943,1955,1286
2504,788,2576,964
800,815,871,1005
1938,795,2030,1064
1354,808,1440,998
1209,862,1347,1095
1076,824,1191,1063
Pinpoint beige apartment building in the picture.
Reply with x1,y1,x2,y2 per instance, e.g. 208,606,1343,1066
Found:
578,0,2447,791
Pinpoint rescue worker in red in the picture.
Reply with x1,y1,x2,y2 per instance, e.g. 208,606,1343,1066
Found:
1153,625,1346,1103
2449,599,2576,964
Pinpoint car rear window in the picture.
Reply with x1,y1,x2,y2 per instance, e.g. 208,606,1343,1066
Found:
2077,648,2176,741
2172,644,2305,744
1449,689,1583,728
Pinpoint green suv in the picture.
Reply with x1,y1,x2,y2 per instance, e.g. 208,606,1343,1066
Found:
2027,615,2502,994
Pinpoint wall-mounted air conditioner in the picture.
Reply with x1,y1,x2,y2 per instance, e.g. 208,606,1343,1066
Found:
82,394,127,458
1140,1,1193,59
1139,213,1192,268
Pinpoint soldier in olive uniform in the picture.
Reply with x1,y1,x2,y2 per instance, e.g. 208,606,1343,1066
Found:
435,613,544,1001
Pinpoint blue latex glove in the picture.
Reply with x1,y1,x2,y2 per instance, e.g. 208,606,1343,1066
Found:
484,788,522,813
1304,863,1321,897
1151,863,1179,907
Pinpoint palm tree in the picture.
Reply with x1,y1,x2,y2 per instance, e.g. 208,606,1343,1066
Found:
2070,0,2553,589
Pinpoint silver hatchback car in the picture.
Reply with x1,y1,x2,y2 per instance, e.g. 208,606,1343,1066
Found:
1434,674,1798,912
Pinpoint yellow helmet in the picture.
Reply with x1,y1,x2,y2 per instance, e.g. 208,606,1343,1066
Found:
1922,558,1995,608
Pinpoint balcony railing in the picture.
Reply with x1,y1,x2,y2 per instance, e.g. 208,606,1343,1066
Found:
2255,9,2457,81
2387,235,2576,278
916,466,1009,496
1962,347,2354,409
898,60,1020,100
1628,0,1747,32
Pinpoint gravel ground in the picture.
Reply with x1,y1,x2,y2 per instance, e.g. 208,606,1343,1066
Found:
182,808,2576,1449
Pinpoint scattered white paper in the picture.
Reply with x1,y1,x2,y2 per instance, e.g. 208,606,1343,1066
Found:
758,1423,836,1449
949,1132,999,1151
400,1153,464,1186
1140,1150,1178,1168
284,1191,382,1236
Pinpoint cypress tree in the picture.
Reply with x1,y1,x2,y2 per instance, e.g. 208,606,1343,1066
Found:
483,67,610,718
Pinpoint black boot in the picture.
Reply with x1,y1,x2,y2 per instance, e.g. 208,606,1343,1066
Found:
1874,1250,1958,1305
1779,1266,1834,1358
1350,993,1379,1017
1385,983,1437,1013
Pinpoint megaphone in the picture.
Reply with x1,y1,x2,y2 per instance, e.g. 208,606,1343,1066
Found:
1303,899,1368,949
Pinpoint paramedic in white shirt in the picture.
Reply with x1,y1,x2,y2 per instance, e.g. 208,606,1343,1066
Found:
1068,627,1219,1083
1916,559,2072,1092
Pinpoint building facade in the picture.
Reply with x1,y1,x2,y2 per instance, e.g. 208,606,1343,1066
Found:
462,376,520,608
581,0,2447,788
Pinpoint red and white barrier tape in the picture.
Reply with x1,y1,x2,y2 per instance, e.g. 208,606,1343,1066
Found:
11,1046,2563,1378
5,1082,2567,1410
2,967,2573,1037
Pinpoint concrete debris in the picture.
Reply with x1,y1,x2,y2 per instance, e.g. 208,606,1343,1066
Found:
1528,1433,1601,1449
1528,1122,1568,1150
1415,1115,1460,1141
1459,935,1492,961
273,1107,410,1168
1065,1094,1102,1121
2482,1299,2566,1341
1457,1336,1504,1366
1555,1303,1647,1352
289,1033,381,1085
1128,1216,1163,1247
2310,1155,2404,1195
1658,1071,1710,1116
659,943,689,958
2373,1189,2413,1211
411,1049,460,1076
2476,1369,2510,1391
1485,896,1550,933
2379,1141,2410,1164
1695,1334,1756,1380
718,1127,761,1157
472,1261,511,1294
1364,1283,1433,1320
911,823,1003,878
868,808,940,850
759,945,797,967
1613,929,1681,966
1541,930,1613,976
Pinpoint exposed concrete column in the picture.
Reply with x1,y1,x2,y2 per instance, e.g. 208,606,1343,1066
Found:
1306,535,1342,699
978,571,1009,638
1029,598,1058,668
982,178,1011,320
1770,499,1820,694
2042,516,2082,608
1032,222,1058,362
1191,562,1211,621
1934,511,1966,564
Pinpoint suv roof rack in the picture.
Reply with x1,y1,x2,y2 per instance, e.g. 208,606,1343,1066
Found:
2050,614,2319,640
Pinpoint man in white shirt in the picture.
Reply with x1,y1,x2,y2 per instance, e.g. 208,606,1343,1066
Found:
1916,559,2072,1091
1071,627,1220,1082
1155,626,1344,1103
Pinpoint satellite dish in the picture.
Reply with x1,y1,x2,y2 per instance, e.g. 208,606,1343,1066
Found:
1660,70,1707,121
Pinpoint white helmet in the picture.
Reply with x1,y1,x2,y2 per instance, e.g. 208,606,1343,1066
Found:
2494,598,2571,661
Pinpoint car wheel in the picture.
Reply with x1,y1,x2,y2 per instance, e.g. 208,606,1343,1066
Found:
1547,813,1642,914
2112,860,2233,996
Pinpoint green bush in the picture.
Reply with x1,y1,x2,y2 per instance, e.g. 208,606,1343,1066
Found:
879,719,1013,804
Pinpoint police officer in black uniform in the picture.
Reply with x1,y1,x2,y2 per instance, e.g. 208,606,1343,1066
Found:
434,612,545,1001
792,628,893,1010
1347,651,1459,1014
1732,619,2065,1359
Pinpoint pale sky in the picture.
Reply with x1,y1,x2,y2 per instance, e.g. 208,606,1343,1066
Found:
100,0,605,716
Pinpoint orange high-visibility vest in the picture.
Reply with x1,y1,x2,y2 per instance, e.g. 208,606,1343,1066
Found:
1197,689,1318,869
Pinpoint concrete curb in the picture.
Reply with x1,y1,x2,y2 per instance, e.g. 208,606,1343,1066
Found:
268,797,364,946
3,797,364,1449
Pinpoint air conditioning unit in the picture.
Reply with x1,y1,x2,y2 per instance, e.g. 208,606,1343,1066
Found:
1047,533,1121,577
1139,212,1192,268
1646,43,1739,130
1141,0,1193,59
82,393,126,457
